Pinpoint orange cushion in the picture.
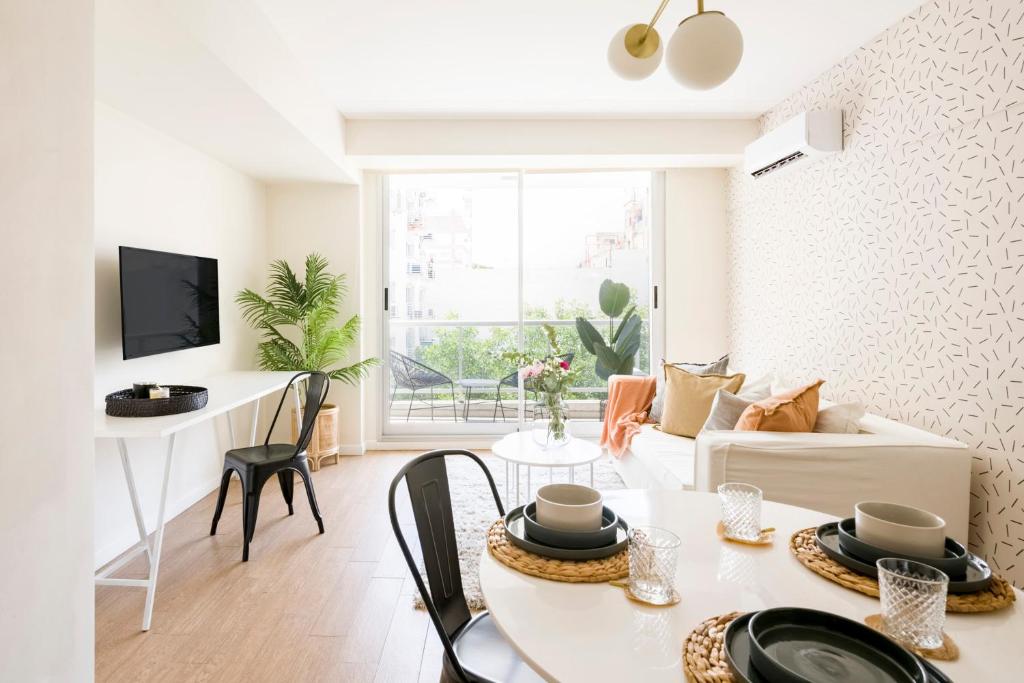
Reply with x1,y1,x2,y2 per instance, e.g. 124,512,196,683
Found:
735,379,825,432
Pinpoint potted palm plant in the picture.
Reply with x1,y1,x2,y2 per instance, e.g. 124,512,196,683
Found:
237,253,378,470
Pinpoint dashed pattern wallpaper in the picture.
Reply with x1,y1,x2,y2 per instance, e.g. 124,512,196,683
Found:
726,0,1024,585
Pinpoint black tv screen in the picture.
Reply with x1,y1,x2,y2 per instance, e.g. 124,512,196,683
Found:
119,246,220,360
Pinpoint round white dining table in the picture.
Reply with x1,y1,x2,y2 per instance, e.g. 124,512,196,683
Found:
478,489,1024,682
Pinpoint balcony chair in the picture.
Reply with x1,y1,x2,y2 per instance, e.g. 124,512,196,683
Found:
210,371,328,561
388,450,542,683
389,351,459,422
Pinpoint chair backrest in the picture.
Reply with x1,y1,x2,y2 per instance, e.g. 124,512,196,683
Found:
390,350,451,389
389,351,417,389
263,371,330,456
387,450,504,682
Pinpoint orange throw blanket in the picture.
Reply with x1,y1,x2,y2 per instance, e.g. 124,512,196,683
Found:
601,375,657,458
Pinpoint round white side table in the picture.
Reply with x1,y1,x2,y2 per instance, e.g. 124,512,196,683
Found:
491,431,603,506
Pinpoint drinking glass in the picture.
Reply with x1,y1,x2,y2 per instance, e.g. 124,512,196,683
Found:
718,483,762,541
628,526,680,605
877,558,949,649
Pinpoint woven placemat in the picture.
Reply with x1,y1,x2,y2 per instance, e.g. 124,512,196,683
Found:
790,527,1016,613
682,611,744,683
486,520,629,583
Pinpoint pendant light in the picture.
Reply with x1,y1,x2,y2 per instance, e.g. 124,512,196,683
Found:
607,0,743,89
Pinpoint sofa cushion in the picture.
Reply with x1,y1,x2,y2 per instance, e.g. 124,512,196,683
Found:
616,424,696,489
649,354,729,422
661,366,745,438
701,389,753,431
813,402,865,433
735,379,824,432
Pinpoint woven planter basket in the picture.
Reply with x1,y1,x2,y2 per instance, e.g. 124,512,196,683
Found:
105,385,209,417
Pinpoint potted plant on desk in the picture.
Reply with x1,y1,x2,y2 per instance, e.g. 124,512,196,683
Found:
237,253,378,470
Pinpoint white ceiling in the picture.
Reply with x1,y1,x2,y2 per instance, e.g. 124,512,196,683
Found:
255,0,924,118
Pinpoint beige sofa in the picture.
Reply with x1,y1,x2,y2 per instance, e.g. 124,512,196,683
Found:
612,411,972,542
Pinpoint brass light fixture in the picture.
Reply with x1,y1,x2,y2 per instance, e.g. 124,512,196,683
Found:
607,0,743,89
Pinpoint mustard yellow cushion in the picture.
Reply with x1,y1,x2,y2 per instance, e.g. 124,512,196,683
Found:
660,365,746,438
735,379,825,432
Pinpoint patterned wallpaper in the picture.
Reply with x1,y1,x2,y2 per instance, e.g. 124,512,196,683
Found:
726,0,1024,585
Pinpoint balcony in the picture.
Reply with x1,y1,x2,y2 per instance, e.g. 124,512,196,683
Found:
387,318,651,425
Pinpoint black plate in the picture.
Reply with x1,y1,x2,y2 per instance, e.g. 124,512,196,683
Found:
837,518,969,579
504,505,628,560
725,612,953,683
748,607,927,683
723,612,771,682
816,523,992,593
522,502,621,549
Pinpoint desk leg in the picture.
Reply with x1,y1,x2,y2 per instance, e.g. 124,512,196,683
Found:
140,434,175,631
590,463,594,488
226,411,236,449
116,438,153,563
248,397,261,447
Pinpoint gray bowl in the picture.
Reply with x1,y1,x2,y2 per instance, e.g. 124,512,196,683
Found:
523,502,620,549
837,518,968,579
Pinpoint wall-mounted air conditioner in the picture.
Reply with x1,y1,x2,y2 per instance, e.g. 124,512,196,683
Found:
743,110,843,178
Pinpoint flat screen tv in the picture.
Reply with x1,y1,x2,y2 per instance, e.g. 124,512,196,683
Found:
119,246,220,360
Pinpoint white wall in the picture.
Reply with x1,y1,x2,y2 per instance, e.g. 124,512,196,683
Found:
0,2,95,680
662,169,730,362
94,103,268,567
265,183,366,450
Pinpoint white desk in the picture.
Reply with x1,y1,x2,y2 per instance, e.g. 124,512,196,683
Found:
94,371,299,631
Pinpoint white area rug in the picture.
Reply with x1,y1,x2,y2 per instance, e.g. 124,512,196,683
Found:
412,451,625,610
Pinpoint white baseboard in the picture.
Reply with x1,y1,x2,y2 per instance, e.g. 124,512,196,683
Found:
93,474,222,571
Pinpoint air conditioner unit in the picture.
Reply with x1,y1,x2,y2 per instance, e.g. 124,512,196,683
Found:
743,110,843,178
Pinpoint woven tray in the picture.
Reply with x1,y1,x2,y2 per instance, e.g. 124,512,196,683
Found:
105,385,208,417
790,527,1016,613
486,520,629,583
682,611,744,683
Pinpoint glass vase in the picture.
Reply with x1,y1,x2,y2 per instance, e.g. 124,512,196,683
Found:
532,392,570,449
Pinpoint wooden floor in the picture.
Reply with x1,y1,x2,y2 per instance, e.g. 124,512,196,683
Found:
96,452,449,683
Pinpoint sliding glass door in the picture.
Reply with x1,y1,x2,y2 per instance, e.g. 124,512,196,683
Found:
383,170,661,437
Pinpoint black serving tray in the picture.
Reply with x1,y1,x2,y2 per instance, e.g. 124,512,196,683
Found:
522,502,621,550
725,611,952,683
104,385,208,417
837,518,969,579
748,607,927,683
504,505,627,560
816,522,992,593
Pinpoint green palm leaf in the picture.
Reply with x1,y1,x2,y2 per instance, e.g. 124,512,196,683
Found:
238,253,378,382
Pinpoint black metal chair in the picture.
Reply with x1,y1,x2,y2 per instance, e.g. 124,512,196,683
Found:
389,351,459,422
493,352,575,421
388,450,542,683
210,371,328,562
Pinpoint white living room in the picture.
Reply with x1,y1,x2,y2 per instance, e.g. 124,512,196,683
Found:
3,0,1023,681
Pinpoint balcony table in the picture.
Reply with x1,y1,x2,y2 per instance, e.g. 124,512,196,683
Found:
478,489,1024,682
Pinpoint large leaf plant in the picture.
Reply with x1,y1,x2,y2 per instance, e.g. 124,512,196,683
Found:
237,254,378,393
575,279,642,380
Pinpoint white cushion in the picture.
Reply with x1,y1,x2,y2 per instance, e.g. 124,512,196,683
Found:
616,425,695,489
813,402,865,433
